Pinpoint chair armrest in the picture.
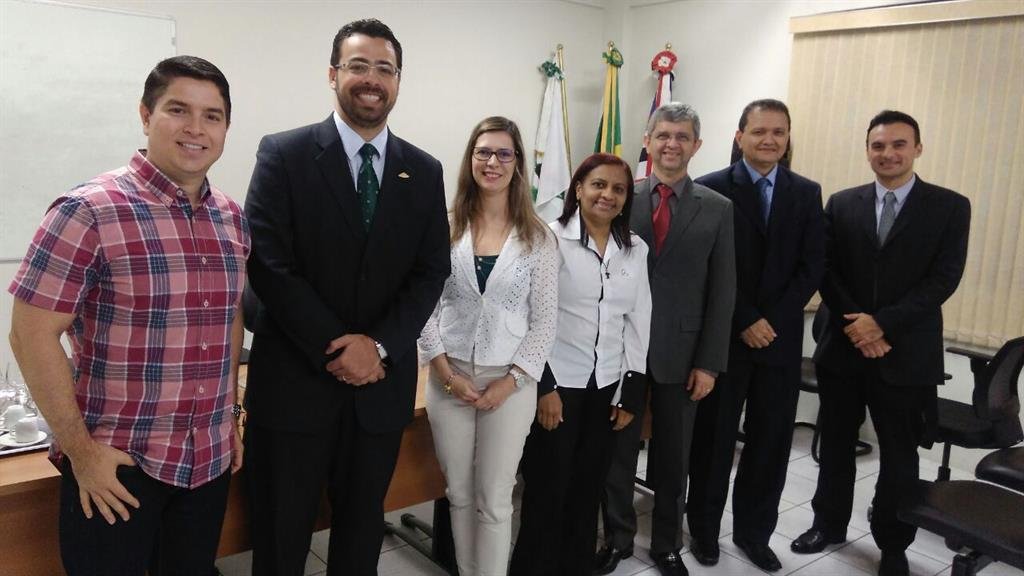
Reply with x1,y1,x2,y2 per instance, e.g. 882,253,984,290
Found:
946,346,993,376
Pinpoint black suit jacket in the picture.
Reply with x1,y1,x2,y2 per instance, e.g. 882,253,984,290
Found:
814,177,970,386
244,116,450,433
697,161,825,367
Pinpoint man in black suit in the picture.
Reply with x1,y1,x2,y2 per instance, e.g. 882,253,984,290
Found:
242,19,450,576
687,99,824,572
791,111,970,576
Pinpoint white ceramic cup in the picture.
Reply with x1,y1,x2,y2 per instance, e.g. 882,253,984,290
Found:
3,404,27,428
14,416,39,443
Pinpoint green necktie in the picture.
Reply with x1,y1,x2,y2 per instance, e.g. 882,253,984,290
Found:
357,143,379,230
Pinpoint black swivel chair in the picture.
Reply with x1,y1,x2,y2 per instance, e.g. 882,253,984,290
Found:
976,445,1024,493
899,445,1024,576
934,336,1024,481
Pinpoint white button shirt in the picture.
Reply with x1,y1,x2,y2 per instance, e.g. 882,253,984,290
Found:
547,212,652,405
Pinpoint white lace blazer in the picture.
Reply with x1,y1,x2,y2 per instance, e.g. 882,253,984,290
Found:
418,226,559,381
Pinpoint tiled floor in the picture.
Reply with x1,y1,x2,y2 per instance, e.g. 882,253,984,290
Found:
216,427,1023,575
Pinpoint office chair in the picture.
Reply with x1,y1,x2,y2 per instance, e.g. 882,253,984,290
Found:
934,336,1024,481
899,445,1024,576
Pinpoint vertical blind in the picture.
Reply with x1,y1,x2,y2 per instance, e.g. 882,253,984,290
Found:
788,7,1024,349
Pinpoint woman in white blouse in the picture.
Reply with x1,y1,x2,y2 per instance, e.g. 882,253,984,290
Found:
509,153,652,576
418,116,559,576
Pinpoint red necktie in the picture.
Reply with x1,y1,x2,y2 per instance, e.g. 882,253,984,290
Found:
652,183,673,255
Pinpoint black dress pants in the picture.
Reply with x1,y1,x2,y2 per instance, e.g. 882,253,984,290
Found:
687,355,800,545
810,364,935,552
510,381,616,576
245,396,404,576
59,460,231,576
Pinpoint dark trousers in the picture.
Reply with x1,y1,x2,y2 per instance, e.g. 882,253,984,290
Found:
245,396,404,576
510,382,616,576
810,365,934,551
59,460,231,576
600,383,652,551
687,356,800,545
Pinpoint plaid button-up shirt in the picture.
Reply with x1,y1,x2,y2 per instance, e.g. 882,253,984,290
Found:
9,151,250,488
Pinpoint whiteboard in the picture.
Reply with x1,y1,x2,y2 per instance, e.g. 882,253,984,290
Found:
0,0,175,260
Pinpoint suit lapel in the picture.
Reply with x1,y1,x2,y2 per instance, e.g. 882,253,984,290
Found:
766,167,793,237
729,162,767,236
632,179,655,247
657,180,701,262
857,184,879,247
313,116,365,239
367,132,410,240
488,230,524,289
452,232,478,294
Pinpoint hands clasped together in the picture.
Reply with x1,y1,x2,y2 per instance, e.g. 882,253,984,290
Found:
326,334,386,385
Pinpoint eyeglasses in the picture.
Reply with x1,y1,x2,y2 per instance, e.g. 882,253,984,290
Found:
473,147,517,163
333,61,401,79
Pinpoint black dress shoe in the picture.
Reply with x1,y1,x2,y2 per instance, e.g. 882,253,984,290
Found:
733,537,782,572
593,545,633,575
689,538,720,566
790,528,846,554
650,550,689,576
878,550,909,576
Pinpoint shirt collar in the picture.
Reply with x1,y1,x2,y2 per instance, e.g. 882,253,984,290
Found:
742,158,778,188
334,111,389,162
649,173,692,197
875,174,916,206
130,150,210,207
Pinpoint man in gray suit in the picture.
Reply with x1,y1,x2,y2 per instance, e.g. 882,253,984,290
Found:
596,103,736,576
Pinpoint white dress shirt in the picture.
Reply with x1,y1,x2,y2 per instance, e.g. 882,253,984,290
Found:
547,212,652,404
874,174,915,225
333,111,387,186
418,227,559,381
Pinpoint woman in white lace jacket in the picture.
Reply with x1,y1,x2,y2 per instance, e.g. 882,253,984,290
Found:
418,116,558,576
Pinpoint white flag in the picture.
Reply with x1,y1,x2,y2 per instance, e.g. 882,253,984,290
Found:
533,59,570,222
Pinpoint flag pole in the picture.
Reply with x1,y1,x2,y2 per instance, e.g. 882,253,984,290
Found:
556,44,572,173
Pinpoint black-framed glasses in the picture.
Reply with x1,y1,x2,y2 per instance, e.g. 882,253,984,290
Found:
333,61,400,79
473,147,516,163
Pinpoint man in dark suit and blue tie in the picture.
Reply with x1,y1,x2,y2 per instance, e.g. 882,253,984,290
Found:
791,111,970,576
242,19,451,576
687,99,825,572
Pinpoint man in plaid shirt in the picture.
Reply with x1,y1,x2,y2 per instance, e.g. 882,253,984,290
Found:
8,56,249,575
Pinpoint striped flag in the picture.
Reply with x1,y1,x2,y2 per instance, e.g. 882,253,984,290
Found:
532,54,571,222
636,48,678,179
594,44,623,157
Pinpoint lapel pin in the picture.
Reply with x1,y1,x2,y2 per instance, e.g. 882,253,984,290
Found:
398,172,410,179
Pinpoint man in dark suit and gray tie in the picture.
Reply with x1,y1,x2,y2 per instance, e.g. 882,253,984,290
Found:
597,102,735,576
242,19,451,575
687,99,825,572
791,111,970,576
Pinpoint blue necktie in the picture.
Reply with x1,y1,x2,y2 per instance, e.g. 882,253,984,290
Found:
755,177,771,225
357,143,379,231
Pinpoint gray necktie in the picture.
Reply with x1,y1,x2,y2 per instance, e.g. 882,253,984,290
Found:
877,191,897,244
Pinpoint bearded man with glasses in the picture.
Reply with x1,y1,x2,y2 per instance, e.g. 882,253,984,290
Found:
243,18,450,576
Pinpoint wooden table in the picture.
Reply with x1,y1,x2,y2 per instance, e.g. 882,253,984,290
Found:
0,367,445,576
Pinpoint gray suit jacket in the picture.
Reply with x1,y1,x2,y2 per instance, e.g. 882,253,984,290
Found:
631,176,736,383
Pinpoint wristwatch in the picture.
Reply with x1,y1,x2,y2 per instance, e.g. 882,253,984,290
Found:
509,366,528,389
373,339,388,361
